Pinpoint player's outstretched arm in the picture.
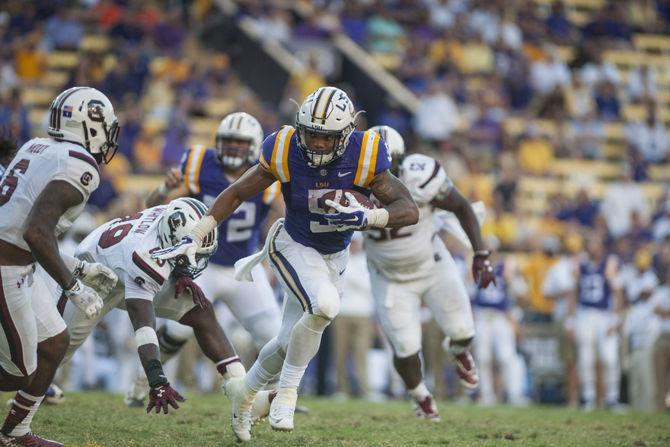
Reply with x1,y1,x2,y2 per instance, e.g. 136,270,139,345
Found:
146,167,190,207
126,297,184,414
368,170,419,228
208,164,276,223
431,187,486,253
431,187,495,288
151,164,275,262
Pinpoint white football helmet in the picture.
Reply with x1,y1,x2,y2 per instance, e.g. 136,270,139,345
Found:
157,198,218,278
295,86,356,167
215,112,264,169
47,86,120,164
370,125,405,174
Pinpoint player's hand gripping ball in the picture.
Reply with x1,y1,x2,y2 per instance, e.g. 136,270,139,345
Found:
318,189,375,213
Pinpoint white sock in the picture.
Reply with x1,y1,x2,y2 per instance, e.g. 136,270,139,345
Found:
245,338,286,393
278,314,330,389
279,363,307,390
408,382,430,401
2,391,44,436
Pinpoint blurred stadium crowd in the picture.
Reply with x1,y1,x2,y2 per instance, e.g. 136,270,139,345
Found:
2,0,670,411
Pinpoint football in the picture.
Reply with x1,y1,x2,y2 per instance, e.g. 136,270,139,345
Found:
318,189,375,213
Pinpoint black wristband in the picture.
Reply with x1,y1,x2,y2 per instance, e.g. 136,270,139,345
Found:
145,359,168,388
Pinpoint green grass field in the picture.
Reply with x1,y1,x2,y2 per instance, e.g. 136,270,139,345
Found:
12,392,670,447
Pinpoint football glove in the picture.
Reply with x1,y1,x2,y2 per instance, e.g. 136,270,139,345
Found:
146,383,185,414
151,235,200,266
472,251,496,289
174,276,209,309
324,192,388,231
63,279,104,319
74,260,118,297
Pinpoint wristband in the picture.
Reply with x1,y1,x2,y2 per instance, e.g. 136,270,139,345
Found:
145,359,168,387
63,277,81,296
191,215,217,243
474,250,491,257
365,208,389,229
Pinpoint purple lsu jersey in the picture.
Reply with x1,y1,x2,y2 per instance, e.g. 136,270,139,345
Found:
259,126,391,254
577,257,612,310
180,145,280,266
472,264,510,311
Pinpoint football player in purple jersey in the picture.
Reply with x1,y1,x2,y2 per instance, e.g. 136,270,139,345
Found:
152,86,419,441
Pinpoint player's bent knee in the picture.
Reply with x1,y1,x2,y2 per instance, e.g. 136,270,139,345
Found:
313,283,340,320
38,329,70,363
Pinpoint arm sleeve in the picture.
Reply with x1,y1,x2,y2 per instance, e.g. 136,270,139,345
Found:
52,157,100,201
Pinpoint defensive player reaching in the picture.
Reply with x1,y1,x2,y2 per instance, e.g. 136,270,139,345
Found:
60,198,257,415
125,112,283,406
363,125,494,421
152,86,419,441
0,87,120,446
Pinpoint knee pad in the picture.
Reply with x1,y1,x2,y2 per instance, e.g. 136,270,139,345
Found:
313,282,340,320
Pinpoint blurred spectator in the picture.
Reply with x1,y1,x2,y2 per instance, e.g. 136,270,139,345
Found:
413,81,459,143
565,77,594,119
153,10,185,51
332,236,374,399
572,111,604,159
0,55,18,97
467,92,503,154
0,88,30,147
556,188,599,228
625,103,670,163
579,52,620,91
116,99,143,162
366,4,406,55
339,0,368,46
600,166,650,238
652,272,670,411
482,192,520,250
289,55,327,103
545,1,574,45
627,65,657,103
523,236,561,321
517,125,554,175
620,248,659,305
14,33,47,82
42,9,83,50
109,8,145,44
88,170,120,211
493,151,518,213
161,96,191,168
134,124,164,174
253,6,291,44
581,3,632,44
594,82,621,121
571,236,623,410
623,267,659,411
473,254,528,406
653,199,670,241
530,49,570,118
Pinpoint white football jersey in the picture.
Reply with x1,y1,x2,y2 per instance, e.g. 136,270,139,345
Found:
75,205,172,301
0,138,100,251
364,153,453,282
